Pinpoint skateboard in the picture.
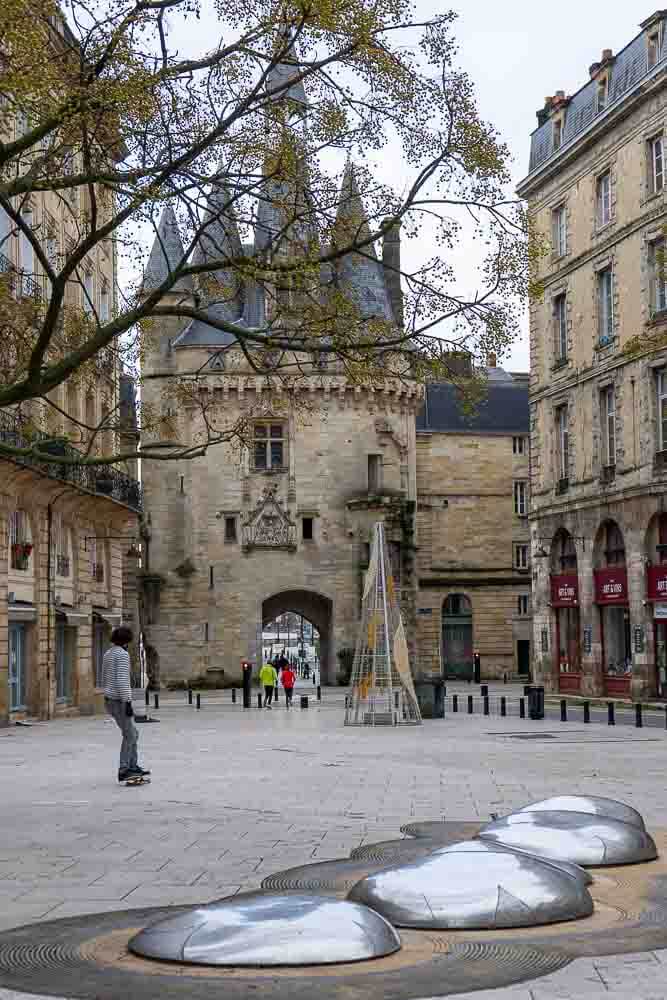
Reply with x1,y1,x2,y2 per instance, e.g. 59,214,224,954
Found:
124,775,151,786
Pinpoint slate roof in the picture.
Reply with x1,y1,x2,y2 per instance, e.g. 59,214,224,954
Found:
527,15,667,175
417,373,529,435
265,28,308,110
141,206,193,293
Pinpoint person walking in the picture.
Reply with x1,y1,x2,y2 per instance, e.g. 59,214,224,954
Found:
281,663,296,708
259,660,278,708
102,627,150,782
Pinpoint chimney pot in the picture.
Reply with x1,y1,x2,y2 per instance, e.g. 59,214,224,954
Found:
602,48,613,61
555,90,565,100
487,352,497,368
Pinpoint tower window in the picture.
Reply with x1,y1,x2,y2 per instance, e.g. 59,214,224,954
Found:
224,517,237,542
302,517,314,541
368,454,382,492
254,423,285,470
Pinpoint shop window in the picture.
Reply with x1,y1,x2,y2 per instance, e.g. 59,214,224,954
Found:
224,516,237,542
254,423,285,470
9,510,32,571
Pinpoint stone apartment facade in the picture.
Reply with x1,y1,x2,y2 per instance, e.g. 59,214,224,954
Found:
0,14,142,723
518,10,667,700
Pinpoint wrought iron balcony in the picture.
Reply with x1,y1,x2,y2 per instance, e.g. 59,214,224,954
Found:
0,408,142,512
0,252,42,300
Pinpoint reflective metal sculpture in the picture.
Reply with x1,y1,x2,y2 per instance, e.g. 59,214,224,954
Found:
129,892,401,967
514,795,646,831
478,810,657,867
438,839,593,885
347,843,594,929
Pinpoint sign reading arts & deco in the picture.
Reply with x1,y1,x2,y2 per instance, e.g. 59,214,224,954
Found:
593,568,628,605
647,566,667,602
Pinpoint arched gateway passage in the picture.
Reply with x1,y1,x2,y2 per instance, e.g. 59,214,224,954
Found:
262,590,333,683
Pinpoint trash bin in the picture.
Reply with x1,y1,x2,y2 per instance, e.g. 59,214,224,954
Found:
527,685,545,720
300,695,309,709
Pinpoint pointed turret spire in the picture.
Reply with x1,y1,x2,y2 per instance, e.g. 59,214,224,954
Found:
333,161,394,322
142,206,192,294
193,179,244,316
265,25,308,113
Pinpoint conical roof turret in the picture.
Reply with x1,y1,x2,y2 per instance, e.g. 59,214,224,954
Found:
141,206,192,294
265,26,308,113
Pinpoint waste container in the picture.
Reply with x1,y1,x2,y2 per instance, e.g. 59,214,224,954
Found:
300,695,309,709
527,685,545,720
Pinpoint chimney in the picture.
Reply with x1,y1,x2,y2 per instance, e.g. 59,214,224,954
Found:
487,352,497,368
381,218,403,328
444,352,473,379
589,61,601,78
602,48,613,62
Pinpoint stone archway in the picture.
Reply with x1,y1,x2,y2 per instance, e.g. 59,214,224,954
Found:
262,590,334,683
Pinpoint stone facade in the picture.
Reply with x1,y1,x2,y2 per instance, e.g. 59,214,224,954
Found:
519,11,667,700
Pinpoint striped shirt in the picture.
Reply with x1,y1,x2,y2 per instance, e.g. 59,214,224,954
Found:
102,645,132,702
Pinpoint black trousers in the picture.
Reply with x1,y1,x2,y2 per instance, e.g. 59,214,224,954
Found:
263,685,274,706
284,687,294,706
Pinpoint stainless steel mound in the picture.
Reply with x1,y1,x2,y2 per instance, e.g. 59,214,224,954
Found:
128,891,401,967
438,839,593,885
514,796,646,830
347,842,594,929
478,810,658,867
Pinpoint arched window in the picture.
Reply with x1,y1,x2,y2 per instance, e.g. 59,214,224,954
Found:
603,522,625,566
658,514,667,565
9,510,33,572
555,531,577,571
443,594,472,616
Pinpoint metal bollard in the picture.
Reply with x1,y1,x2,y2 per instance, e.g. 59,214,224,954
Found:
467,694,473,715
257,692,262,709
313,675,316,686
232,688,236,704
583,701,590,724
608,702,615,726
394,691,399,709
453,694,458,713
301,695,309,709
665,705,667,730
635,703,643,728
188,688,193,705
503,673,508,684
154,693,159,710
145,687,150,706
480,684,489,698
483,695,489,716
560,699,567,722
523,684,531,696
519,697,525,719
196,693,201,710
500,696,506,717
317,685,322,702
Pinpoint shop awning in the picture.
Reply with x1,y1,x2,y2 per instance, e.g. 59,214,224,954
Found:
8,603,36,622
93,609,123,628
57,608,90,627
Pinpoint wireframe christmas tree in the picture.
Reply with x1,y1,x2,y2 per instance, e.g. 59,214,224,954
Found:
344,521,422,726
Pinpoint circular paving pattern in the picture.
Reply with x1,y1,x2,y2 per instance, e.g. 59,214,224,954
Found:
1,826,666,1000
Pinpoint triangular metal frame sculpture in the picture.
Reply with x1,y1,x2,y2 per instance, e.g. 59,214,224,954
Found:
345,522,422,726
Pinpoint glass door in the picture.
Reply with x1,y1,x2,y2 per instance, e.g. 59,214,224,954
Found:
55,623,73,702
656,621,667,698
9,624,26,710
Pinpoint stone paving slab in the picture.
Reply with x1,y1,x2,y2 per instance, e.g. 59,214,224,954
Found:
2,686,667,998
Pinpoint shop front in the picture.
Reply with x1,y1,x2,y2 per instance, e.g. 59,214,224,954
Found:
647,566,667,698
594,568,631,697
551,573,581,692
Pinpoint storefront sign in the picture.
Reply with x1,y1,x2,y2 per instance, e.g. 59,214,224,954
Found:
541,627,549,653
594,568,629,605
583,625,592,654
647,566,667,601
550,574,579,607
655,603,667,620
634,626,644,654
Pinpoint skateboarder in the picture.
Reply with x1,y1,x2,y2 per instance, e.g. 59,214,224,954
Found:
102,626,150,782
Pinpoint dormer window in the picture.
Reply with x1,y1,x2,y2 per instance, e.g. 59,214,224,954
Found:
553,117,563,151
648,30,661,70
596,76,608,113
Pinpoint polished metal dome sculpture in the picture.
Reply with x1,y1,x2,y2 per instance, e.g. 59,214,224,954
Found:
478,810,657,867
347,842,594,929
439,839,593,884
128,892,401,967
514,795,645,830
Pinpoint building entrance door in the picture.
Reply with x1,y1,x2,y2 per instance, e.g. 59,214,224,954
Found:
655,621,667,698
9,623,27,711
442,595,473,680
517,639,530,677
55,623,74,702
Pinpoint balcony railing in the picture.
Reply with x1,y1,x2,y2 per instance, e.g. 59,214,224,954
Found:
0,409,142,512
0,252,42,300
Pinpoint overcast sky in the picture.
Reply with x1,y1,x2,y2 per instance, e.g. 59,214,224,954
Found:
143,2,643,373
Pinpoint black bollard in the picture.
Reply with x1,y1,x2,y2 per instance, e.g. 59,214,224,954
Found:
145,687,150,706
635,703,643,728
154,693,159,710
608,702,615,726
483,695,489,716
665,705,667,730
519,697,525,719
232,688,236,704
394,691,399,709
453,694,458,713
480,684,489,698
317,685,322,702
188,688,193,706
257,692,262,709
196,693,201,710
500,696,507,717
523,684,531,696
583,701,590,724
503,673,508,684
467,694,473,715
560,699,567,722
313,675,316,686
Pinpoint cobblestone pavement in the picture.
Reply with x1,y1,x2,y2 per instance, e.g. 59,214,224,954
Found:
1,681,667,998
